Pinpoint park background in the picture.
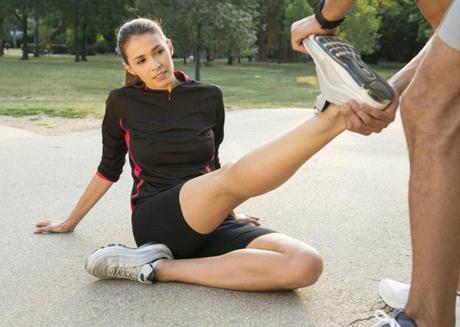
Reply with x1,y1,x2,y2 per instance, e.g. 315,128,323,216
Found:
0,1,425,326
0,0,431,126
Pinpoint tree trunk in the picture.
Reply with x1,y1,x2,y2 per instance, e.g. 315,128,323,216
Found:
0,16,4,57
194,22,202,81
183,57,187,65
237,56,241,64
248,56,253,62
74,17,80,62
257,28,268,61
21,14,29,60
81,22,88,61
33,2,40,58
227,51,233,65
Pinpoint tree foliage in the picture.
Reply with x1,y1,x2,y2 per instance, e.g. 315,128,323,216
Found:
0,0,437,65
339,0,381,55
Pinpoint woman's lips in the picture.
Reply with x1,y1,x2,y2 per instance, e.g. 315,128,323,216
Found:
154,71,167,80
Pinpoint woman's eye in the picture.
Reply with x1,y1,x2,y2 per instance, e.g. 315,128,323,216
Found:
137,59,145,65
156,49,164,55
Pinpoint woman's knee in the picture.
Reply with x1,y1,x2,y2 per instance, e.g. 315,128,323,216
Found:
280,247,324,290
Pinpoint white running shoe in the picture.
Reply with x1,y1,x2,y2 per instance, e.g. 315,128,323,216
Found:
303,34,395,112
379,278,460,326
85,242,173,284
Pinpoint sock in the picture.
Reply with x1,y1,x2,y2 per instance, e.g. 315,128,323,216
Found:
145,258,165,283
395,310,417,327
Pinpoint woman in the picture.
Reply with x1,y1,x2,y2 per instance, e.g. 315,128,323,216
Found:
34,18,348,291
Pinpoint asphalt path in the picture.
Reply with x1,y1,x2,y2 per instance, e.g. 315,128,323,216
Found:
0,109,411,327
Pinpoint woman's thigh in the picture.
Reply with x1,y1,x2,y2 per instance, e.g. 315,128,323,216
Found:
131,183,210,259
192,217,276,258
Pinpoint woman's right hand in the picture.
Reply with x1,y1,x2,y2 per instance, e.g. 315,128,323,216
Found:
34,220,75,234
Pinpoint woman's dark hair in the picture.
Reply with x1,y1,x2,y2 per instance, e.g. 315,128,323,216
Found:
117,18,167,87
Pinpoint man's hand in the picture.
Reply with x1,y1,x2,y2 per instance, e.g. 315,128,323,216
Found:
291,15,337,53
340,94,399,135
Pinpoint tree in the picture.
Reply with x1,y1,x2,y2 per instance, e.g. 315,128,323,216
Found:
283,0,313,61
338,0,382,55
11,0,35,60
255,0,288,61
375,0,431,61
95,0,133,54
33,0,43,57
0,0,15,56
131,0,195,63
209,2,257,65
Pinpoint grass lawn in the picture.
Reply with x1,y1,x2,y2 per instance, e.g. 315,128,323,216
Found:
0,49,403,118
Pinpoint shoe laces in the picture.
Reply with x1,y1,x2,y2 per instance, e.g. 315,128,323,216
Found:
108,265,140,281
374,310,401,327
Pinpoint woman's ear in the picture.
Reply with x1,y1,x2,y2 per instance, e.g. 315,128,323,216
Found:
123,62,136,76
167,39,174,57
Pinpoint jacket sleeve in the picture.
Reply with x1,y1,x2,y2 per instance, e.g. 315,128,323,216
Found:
96,92,128,182
212,88,225,170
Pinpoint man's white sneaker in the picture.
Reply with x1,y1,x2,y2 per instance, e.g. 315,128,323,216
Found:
379,278,410,309
303,34,395,111
379,278,460,326
85,242,173,284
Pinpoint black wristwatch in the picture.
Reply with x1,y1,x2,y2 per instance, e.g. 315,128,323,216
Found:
315,0,346,29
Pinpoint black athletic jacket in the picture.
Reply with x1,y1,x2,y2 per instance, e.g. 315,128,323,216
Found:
96,71,224,211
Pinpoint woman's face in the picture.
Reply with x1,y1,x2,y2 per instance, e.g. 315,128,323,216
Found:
123,32,176,91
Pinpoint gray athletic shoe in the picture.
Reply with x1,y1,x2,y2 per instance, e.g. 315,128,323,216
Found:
303,34,395,111
85,242,173,284
374,309,417,327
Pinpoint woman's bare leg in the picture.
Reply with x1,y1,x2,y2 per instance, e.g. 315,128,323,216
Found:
180,105,345,234
154,233,323,291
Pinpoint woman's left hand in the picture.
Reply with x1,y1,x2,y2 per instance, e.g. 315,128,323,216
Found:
231,212,261,226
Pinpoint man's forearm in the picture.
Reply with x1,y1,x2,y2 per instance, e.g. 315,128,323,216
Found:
388,36,434,95
322,0,356,21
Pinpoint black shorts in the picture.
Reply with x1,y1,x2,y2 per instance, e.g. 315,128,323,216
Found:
131,183,275,259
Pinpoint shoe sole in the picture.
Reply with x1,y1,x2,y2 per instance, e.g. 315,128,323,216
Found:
85,243,173,279
303,34,394,111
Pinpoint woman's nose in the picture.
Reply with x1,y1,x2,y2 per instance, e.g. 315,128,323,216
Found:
151,59,161,70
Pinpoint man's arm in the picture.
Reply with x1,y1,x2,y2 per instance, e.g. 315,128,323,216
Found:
321,0,356,20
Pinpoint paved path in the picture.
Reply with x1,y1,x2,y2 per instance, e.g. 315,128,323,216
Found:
0,109,411,327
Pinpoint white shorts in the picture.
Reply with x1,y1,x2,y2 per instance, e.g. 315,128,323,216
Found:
437,0,460,51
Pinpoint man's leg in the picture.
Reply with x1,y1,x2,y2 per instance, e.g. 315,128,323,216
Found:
458,272,460,293
399,34,460,327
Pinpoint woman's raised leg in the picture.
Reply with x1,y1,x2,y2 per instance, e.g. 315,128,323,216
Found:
180,104,345,234
154,233,323,291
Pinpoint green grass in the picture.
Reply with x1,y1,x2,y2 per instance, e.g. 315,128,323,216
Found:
0,49,403,118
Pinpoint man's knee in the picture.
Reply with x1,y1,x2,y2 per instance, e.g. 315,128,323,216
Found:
401,91,460,155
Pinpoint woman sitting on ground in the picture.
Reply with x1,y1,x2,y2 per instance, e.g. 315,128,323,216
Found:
35,18,353,291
